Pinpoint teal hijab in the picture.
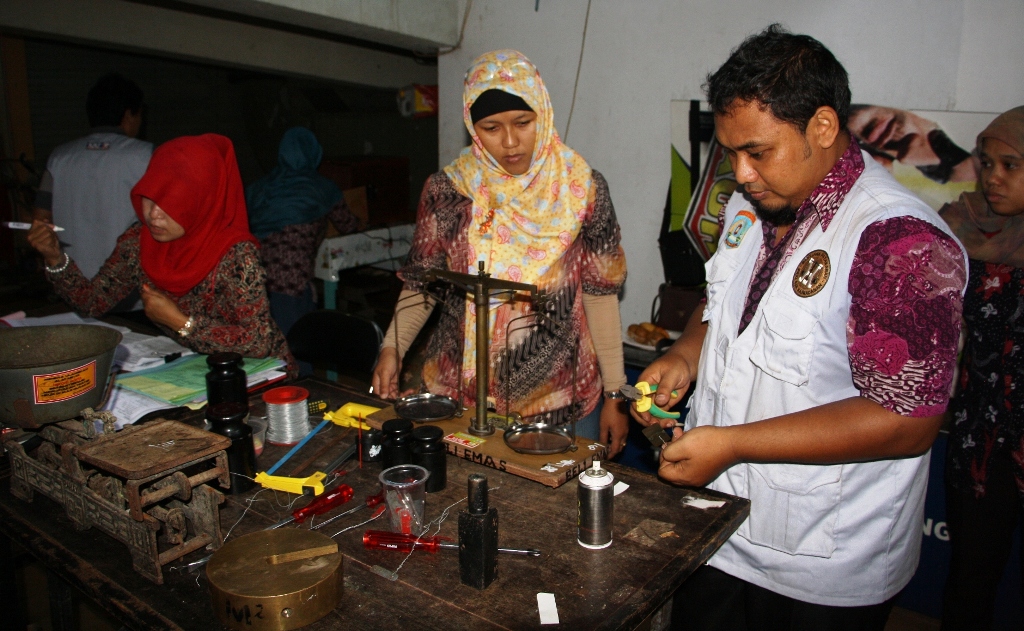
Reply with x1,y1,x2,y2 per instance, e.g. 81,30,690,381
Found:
246,127,342,239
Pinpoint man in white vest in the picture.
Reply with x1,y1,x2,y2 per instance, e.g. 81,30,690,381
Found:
633,25,968,630
34,73,153,281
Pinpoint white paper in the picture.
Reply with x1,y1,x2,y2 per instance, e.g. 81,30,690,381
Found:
537,593,559,625
682,497,726,510
100,387,172,428
116,332,194,371
4,312,129,333
613,481,630,496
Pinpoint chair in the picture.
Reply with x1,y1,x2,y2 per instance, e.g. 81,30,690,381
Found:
286,310,383,381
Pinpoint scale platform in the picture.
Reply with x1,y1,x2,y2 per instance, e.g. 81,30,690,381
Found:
367,407,607,488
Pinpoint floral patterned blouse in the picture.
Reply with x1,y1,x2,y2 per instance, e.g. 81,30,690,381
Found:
399,170,627,424
47,223,297,376
947,260,1024,500
260,200,361,297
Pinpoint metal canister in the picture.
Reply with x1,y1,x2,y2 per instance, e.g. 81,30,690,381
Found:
577,460,614,549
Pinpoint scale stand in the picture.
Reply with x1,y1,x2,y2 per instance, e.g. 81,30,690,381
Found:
426,262,536,436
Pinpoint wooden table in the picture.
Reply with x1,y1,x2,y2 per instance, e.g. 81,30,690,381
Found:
0,378,748,631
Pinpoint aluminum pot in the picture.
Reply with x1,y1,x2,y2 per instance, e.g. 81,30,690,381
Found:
0,324,122,428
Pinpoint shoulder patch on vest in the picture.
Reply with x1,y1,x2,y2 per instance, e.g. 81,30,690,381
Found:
724,210,757,248
792,249,830,297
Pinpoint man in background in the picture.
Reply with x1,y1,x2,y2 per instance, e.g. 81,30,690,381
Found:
34,73,153,280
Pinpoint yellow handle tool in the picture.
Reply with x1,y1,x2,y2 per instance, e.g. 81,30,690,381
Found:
324,402,381,430
254,471,327,496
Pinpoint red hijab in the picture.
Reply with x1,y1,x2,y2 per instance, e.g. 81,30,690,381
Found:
131,134,257,296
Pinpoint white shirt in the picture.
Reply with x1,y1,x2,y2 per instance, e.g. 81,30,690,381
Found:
45,129,152,278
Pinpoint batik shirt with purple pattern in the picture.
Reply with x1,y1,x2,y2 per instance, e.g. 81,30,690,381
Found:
735,138,966,418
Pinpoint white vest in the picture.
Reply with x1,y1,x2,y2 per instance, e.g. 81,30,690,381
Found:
47,131,152,278
691,153,966,606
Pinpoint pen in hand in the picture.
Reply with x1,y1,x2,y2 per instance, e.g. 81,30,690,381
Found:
4,221,65,232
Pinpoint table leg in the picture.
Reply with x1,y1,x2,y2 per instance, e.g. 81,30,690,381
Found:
46,568,79,631
0,536,28,631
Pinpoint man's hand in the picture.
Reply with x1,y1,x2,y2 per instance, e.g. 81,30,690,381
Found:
599,398,629,458
630,306,707,429
27,220,63,267
658,426,737,486
656,397,944,488
630,352,693,429
140,284,188,331
371,346,402,399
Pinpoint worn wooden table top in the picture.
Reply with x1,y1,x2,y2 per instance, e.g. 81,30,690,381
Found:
0,377,749,631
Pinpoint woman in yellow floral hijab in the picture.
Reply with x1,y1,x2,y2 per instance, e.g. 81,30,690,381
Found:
372,50,629,457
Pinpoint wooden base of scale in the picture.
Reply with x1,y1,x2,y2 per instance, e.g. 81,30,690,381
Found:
367,407,607,488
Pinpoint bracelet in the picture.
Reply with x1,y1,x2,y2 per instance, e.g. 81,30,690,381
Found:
45,252,70,274
604,390,626,400
177,316,195,338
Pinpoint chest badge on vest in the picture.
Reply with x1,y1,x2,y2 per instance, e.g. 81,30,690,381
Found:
724,210,757,248
792,250,830,297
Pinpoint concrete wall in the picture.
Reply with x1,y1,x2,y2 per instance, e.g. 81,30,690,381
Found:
0,0,436,88
437,0,1024,329
177,0,463,52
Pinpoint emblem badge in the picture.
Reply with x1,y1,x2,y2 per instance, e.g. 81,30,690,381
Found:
792,250,830,297
724,210,757,248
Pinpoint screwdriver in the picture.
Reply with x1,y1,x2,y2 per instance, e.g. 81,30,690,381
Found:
362,530,541,557
311,488,386,530
268,483,354,530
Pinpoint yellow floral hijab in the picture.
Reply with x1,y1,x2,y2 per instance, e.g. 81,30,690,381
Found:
443,50,593,388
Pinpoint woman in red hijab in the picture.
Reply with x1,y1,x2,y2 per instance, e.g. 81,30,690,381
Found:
29,134,296,374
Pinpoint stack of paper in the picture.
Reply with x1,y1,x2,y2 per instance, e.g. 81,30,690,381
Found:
116,354,286,406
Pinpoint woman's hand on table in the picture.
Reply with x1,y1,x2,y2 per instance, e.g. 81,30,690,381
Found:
372,346,402,399
140,283,189,331
27,220,63,267
600,398,629,459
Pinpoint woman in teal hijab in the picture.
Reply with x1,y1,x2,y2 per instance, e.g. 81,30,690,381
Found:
246,127,360,346
247,127,343,239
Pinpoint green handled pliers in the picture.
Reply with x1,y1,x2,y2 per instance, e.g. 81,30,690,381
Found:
619,382,680,420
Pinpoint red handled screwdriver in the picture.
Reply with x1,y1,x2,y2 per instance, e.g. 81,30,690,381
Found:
311,488,385,530
268,484,354,530
362,530,541,556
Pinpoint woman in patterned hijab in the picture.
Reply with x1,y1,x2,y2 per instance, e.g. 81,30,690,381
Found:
372,50,630,456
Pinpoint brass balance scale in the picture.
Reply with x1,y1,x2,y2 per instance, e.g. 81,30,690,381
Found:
396,263,583,456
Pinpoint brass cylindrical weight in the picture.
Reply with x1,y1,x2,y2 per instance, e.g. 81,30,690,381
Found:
207,529,342,630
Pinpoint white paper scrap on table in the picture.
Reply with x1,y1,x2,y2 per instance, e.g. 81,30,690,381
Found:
682,496,726,510
613,481,629,496
537,593,559,625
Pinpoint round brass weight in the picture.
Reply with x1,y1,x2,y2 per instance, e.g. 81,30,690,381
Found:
207,530,343,630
